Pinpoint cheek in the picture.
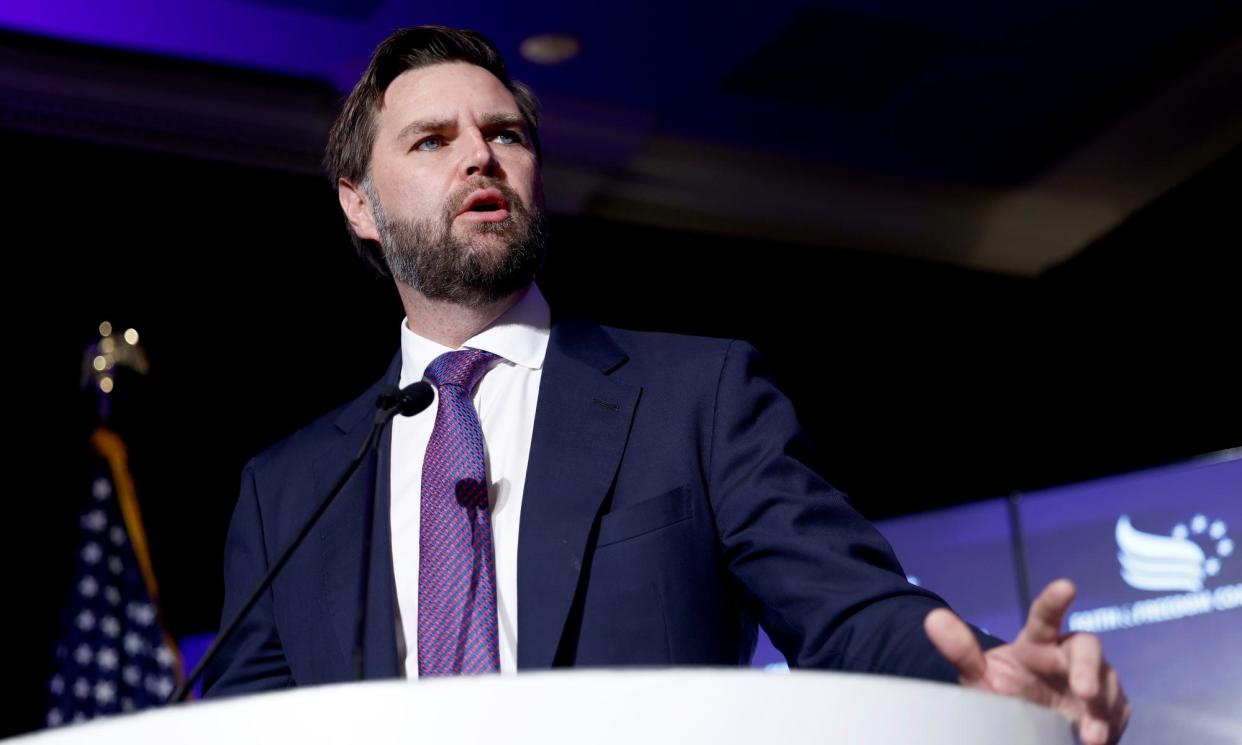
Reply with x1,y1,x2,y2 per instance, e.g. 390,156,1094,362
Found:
392,184,448,220
379,163,450,209
509,162,541,206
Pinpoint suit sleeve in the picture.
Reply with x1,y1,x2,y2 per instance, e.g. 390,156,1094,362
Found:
201,460,296,697
708,340,995,682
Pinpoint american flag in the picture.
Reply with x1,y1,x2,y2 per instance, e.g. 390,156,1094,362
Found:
46,430,179,727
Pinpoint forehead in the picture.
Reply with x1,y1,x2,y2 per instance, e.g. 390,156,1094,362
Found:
377,62,521,132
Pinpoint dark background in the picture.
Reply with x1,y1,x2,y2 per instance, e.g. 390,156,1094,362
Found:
3,8,1241,736
7,128,1237,736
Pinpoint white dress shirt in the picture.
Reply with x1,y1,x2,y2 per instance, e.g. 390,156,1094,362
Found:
390,284,550,676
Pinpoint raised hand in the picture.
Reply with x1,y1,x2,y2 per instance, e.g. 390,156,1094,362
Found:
925,579,1130,745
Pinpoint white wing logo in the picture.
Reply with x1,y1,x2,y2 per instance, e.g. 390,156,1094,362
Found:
1116,515,1206,592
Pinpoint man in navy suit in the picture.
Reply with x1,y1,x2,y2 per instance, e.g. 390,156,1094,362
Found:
203,26,1128,745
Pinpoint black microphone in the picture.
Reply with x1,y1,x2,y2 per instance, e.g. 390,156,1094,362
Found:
170,381,434,703
351,381,433,679
375,381,434,417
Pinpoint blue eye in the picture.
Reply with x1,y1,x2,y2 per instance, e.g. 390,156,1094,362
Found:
415,136,443,151
491,131,522,145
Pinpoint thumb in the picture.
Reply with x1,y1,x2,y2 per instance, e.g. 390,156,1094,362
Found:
925,608,987,687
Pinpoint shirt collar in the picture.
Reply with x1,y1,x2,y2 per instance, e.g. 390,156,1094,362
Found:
398,283,551,387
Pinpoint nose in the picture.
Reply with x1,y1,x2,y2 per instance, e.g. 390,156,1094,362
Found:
461,129,498,179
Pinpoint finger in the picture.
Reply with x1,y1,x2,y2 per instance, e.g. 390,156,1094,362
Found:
1103,667,1131,745
1077,659,1128,745
1063,632,1103,702
924,608,986,686
1078,717,1110,745
1019,578,1076,645
1102,666,1124,716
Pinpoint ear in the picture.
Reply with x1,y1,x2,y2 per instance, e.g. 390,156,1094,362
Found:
338,178,381,242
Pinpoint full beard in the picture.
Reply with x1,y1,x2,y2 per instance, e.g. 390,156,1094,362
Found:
373,182,548,307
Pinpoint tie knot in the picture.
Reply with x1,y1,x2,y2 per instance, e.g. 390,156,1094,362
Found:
424,348,499,392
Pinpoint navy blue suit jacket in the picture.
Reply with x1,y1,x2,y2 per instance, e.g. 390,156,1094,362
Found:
202,319,971,696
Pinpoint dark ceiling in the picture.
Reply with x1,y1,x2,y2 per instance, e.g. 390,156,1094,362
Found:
3,1,1241,273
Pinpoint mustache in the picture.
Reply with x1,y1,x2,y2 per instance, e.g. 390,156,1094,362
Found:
446,179,526,218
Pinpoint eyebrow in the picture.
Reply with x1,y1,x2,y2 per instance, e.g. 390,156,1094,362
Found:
396,112,527,143
482,112,528,131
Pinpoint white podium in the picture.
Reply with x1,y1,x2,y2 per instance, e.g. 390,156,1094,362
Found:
9,669,1074,744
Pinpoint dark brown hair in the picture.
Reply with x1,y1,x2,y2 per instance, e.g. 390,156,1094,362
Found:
324,26,542,277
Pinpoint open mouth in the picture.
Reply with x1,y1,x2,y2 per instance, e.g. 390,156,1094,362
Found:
458,188,510,215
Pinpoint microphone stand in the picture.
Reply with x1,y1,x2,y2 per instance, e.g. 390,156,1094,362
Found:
169,382,433,703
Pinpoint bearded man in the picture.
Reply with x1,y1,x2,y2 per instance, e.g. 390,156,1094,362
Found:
203,25,1128,745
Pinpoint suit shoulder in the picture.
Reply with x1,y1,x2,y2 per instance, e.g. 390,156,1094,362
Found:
245,383,379,480
594,324,740,361
602,325,731,349
604,324,761,372
570,322,760,389
246,401,341,474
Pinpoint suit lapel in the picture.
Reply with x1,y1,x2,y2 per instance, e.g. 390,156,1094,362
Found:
304,320,640,675
315,353,402,681
517,320,640,669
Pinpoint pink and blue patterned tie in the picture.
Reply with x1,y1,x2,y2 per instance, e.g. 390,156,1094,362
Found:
418,348,501,677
